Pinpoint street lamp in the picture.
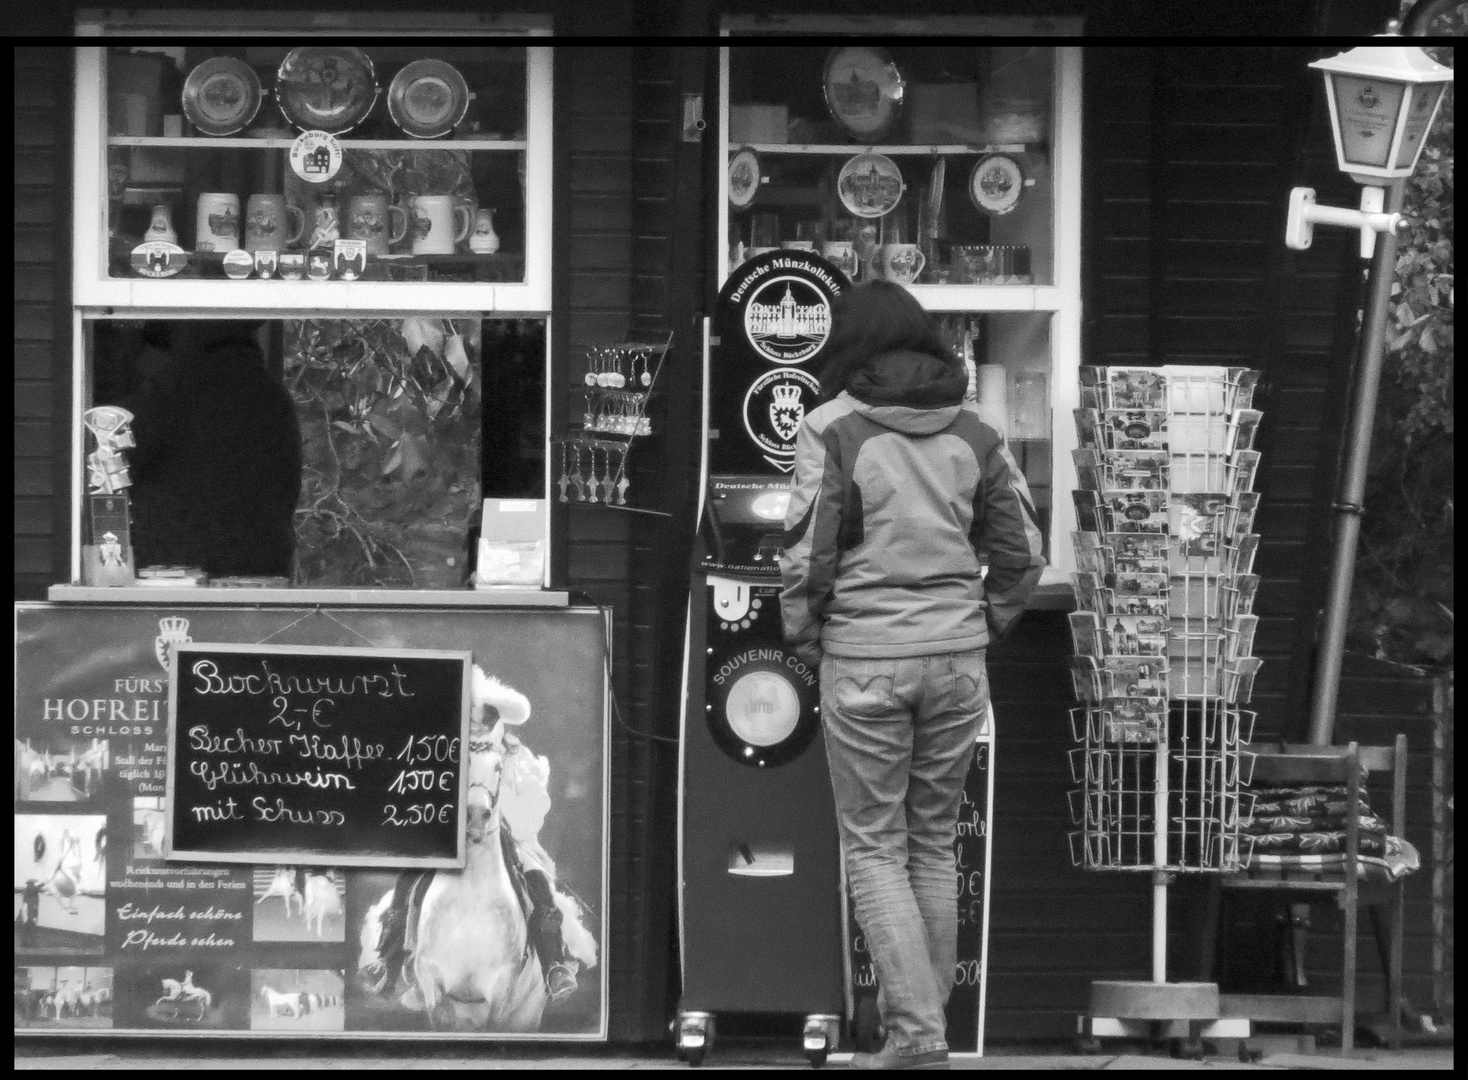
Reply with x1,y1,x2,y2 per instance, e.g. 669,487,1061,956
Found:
1284,45,1452,746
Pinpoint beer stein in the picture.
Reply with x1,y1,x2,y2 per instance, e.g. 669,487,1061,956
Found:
244,194,306,253
820,240,858,278
881,243,927,285
195,193,240,253
345,194,409,256
409,195,473,255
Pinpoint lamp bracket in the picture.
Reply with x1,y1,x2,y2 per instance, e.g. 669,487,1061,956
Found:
1285,186,1402,258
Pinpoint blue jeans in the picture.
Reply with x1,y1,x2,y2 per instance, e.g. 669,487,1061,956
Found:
821,649,988,1057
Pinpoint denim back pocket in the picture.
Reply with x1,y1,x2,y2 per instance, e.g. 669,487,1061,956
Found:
951,651,990,715
830,658,896,720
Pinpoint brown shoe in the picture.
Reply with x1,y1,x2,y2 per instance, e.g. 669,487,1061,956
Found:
850,1045,949,1070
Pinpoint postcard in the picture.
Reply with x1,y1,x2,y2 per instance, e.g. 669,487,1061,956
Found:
1106,367,1168,410
1103,614,1169,658
1108,532,1168,575
1104,409,1168,451
1105,489,1169,533
1102,450,1168,491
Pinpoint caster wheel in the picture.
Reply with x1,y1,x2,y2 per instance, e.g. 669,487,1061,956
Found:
853,996,882,1054
1074,1035,1103,1055
686,1045,705,1068
1170,1037,1204,1060
807,1048,828,1069
1238,1041,1262,1064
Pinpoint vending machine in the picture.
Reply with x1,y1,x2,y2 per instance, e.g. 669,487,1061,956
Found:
675,250,849,1066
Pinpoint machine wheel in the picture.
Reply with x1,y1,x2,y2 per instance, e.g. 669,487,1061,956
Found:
807,1047,828,1069
853,996,882,1053
1237,1040,1262,1064
686,1045,706,1068
1170,1036,1205,1060
1074,1034,1103,1055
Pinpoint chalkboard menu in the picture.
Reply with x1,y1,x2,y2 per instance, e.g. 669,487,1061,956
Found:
165,643,472,868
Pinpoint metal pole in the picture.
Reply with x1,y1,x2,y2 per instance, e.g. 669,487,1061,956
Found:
1307,180,1407,746
1152,740,1168,983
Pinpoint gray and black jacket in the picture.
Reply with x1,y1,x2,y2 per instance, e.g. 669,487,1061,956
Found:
779,350,1045,668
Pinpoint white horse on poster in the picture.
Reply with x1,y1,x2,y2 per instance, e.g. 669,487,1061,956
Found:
256,867,304,917
259,985,305,1018
43,829,85,914
302,873,343,938
156,972,211,1020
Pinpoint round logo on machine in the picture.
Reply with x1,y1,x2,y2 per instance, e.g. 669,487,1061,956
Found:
725,669,801,748
743,367,821,464
742,275,833,365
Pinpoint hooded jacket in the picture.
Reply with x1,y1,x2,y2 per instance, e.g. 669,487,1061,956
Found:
779,350,1044,666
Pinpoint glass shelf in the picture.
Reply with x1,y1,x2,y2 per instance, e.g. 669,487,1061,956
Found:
108,137,528,151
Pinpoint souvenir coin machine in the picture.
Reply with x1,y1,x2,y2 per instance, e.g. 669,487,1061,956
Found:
676,251,849,1066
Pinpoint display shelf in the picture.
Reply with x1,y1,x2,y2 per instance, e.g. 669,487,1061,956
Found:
47,585,569,607
730,142,1030,156
905,284,1063,311
108,137,528,150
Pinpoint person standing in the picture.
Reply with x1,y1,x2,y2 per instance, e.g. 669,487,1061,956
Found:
781,281,1044,1070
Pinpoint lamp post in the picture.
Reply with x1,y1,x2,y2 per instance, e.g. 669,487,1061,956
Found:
1283,45,1452,746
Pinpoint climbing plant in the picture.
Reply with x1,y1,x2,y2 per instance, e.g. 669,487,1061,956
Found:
1347,68,1453,669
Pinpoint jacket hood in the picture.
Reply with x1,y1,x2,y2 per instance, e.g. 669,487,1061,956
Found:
844,350,967,434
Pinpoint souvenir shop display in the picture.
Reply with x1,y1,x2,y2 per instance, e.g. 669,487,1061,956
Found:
822,46,905,141
387,58,471,139
274,46,380,134
555,333,674,510
180,56,263,136
1067,365,1265,1047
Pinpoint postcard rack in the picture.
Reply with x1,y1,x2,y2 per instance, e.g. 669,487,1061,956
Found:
554,331,673,510
1069,365,1267,1049
1067,365,1265,874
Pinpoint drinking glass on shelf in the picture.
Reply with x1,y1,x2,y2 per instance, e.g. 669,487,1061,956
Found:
1011,371,1049,439
750,211,780,250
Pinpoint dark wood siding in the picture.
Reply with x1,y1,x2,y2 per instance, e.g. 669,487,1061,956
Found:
14,49,72,600
979,45,1368,1041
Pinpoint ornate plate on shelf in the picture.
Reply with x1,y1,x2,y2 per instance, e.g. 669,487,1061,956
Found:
837,152,904,219
823,46,904,142
181,57,262,137
728,148,761,210
387,59,470,139
969,153,1025,216
275,46,379,134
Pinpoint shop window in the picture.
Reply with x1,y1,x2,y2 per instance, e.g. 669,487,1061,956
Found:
719,38,1082,591
83,316,545,590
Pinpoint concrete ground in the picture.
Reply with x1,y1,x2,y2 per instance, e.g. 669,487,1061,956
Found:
13,1039,1455,1070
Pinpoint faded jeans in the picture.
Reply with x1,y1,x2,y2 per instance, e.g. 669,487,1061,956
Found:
820,649,988,1057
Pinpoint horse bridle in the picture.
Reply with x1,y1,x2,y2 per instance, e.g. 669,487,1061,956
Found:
465,735,511,844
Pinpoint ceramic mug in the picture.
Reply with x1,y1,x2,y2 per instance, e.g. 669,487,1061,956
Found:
195,193,240,253
820,240,858,278
345,194,408,256
244,194,306,253
409,195,473,255
881,243,926,285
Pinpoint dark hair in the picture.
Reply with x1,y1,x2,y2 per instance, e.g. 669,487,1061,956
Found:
816,280,959,401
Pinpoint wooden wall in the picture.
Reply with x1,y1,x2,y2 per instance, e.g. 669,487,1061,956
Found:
14,49,73,602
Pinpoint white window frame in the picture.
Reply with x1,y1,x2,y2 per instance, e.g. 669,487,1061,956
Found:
716,40,1084,590
61,18,559,600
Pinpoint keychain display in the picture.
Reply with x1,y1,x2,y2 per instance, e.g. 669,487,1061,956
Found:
556,333,672,511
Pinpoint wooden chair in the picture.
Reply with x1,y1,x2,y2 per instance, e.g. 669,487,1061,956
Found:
1204,736,1408,1054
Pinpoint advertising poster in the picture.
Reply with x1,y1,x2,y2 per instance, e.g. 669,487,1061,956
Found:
14,603,608,1039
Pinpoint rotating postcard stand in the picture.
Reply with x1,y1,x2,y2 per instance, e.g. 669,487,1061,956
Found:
676,252,849,1066
1068,366,1264,1056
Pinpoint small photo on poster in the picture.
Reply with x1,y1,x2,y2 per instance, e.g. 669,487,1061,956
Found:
14,813,108,957
132,796,168,861
14,965,113,1029
251,867,345,943
250,968,345,1031
14,736,110,804
111,961,249,1030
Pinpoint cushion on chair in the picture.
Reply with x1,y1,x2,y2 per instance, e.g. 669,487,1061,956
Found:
1240,779,1421,884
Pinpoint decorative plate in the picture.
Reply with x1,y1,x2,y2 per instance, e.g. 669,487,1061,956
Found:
387,58,470,139
728,148,760,210
837,153,904,219
822,46,904,141
969,153,1025,216
181,57,262,137
275,46,379,134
